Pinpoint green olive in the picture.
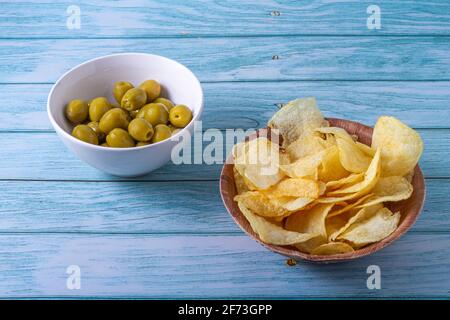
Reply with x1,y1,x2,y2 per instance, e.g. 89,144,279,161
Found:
136,141,151,147
128,118,154,142
121,88,147,111
139,80,161,102
136,103,168,126
65,99,89,124
87,121,106,142
89,97,112,122
72,124,99,145
106,128,135,148
151,124,172,143
113,81,134,104
101,142,109,147
169,104,193,128
99,108,130,134
153,97,174,111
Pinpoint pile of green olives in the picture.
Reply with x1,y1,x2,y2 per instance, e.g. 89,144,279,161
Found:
65,79,193,148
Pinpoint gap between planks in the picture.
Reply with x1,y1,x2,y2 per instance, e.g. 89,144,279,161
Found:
4,34,450,40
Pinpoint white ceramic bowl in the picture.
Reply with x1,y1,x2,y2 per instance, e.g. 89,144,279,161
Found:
47,53,203,177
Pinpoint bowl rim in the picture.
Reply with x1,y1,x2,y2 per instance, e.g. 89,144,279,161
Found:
220,118,426,263
47,52,204,151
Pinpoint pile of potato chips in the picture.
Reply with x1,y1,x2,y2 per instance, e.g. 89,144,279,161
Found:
233,97,423,255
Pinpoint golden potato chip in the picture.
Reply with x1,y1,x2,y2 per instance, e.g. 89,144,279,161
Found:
319,149,381,202
325,173,364,190
327,193,374,218
281,197,315,211
372,116,423,176
404,170,414,183
310,242,354,255
238,202,317,245
356,142,376,157
279,151,324,179
355,176,413,208
234,137,285,190
234,191,289,218
329,204,384,241
318,181,326,196
315,127,354,142
271,178,320,198
285,132,327,160
285,204,333,253
285,204,334,245
233,166,249,194
336,137,372,173
337,207,400,247
295,236,327,254
326,212,353,239
268,97,327,146
318,145,350,182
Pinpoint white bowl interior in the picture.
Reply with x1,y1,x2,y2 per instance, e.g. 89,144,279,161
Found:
49,53,203,134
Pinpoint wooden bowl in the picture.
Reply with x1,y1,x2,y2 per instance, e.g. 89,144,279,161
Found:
220,118,426,263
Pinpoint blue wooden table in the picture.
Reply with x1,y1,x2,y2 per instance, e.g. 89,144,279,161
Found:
1,0,449,299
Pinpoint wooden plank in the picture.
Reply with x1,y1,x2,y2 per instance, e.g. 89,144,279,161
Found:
2,37,450,83
3,81,450,131
0,129,446,181
0,233,448,298
0,179,447,233
2,1,450,37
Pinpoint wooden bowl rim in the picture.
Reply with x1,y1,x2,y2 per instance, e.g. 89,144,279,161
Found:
220,118,426,263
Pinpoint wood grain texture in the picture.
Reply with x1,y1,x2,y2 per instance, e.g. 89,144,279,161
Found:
0,178,445,233
2,0,450,37
1,0,449,299
3,37,450,83
0,233,448,298
3,81,450,131
0,128,446,181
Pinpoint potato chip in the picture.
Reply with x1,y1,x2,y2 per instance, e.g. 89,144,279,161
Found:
238,202,317,245
233,167,249,194
235,137,284,190
279,151,324,179
330,204,384,241
327,193,374,218
326,212,352,239
404,170,414,183
318,181,326,195
285,132,328,160
271,178,319,198
355,176,413,208
286,203,331,255
372,116,423,176
337,207,400,247
295,236,328,254
336,137,372,173
310,242,354,255
325,173,364,190
285,204,334,241
281,197,315,211
315,127,354,142
268,97,327,146
234,191,289,218
319,149,380,202
356,142,376,157
318,145,350,182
